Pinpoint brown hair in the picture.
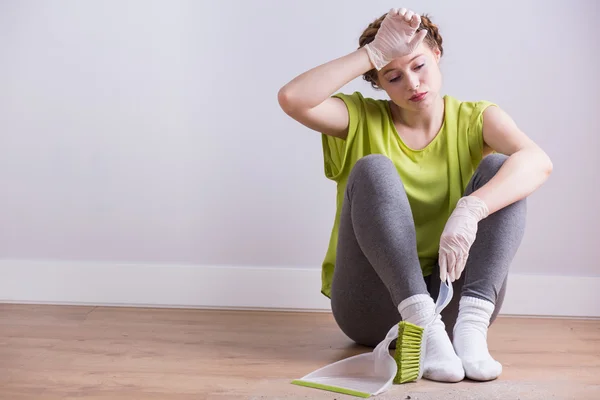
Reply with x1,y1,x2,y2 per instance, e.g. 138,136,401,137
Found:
358,13,443,89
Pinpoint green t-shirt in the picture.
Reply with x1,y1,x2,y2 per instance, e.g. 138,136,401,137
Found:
320,91,496,298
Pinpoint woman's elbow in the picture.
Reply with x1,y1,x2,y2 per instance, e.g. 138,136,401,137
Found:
540,150,553,177
277,86,298,116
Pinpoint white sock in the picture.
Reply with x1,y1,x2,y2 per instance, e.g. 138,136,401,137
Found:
453,296,502,381
398,294,464,383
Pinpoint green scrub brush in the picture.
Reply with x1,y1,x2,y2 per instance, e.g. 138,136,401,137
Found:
393,277,454,384
393,321,425,383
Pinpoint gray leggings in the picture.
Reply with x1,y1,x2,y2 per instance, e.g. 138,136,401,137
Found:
330,154,527,347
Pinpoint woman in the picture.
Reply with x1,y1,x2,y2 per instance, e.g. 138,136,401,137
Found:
277,8,552,383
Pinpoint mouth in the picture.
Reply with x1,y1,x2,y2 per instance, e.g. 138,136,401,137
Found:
409,92,428,102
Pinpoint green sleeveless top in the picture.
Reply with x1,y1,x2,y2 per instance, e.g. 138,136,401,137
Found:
320,91,496,298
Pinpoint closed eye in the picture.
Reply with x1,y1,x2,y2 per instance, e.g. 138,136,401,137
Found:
389,64,424,82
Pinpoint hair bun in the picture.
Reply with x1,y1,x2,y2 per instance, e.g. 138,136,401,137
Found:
419,14,443,57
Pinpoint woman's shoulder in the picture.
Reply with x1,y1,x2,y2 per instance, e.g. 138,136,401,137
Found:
333,91,390,118
334,91,388,105
443,94,497,124
444,94,496,110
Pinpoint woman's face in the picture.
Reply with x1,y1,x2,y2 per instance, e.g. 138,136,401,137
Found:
376,42,442,112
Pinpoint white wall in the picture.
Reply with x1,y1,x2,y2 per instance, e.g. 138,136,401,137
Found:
1,1,599,311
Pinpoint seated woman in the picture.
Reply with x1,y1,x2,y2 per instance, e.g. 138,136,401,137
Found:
277,8,552,382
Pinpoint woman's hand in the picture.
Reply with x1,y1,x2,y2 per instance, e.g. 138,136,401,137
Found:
365,8,428,70
438,196,489,282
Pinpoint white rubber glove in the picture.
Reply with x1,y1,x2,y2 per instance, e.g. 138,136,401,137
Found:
439,196,490,283
364,8,428,71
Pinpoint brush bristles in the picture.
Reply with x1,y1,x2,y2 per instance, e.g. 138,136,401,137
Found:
393,321,424,384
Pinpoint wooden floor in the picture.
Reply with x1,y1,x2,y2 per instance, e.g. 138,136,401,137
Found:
0,304,599,400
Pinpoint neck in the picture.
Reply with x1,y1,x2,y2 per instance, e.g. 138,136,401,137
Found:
391,95,445,133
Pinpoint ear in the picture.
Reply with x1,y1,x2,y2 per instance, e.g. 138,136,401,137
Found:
373,72,382,89
433,46,441,62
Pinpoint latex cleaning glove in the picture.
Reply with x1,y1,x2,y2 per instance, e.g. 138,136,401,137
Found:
439,196,490,283
364,8,428,71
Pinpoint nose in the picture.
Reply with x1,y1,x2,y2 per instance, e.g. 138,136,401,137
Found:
406,73,420,91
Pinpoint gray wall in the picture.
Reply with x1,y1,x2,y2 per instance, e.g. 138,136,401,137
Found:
1,0,598,278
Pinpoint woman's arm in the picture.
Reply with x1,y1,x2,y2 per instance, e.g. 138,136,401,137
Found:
277,48,373,139
438,106,553,282
277,8,428,139
470,106,553,214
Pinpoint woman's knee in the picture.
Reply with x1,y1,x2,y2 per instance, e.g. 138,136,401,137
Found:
349,154,396,180
479,154,528,216
473,154,528,211
347,154,405,195
475,153,508,185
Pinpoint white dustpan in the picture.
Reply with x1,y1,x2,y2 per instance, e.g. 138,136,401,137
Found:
292,278,453,398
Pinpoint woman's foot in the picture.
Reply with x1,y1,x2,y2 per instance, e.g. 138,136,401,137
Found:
398,294,464,383
453,296,502,381
422,314,465,382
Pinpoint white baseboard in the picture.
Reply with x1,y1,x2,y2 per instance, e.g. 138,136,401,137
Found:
0,260,598,318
